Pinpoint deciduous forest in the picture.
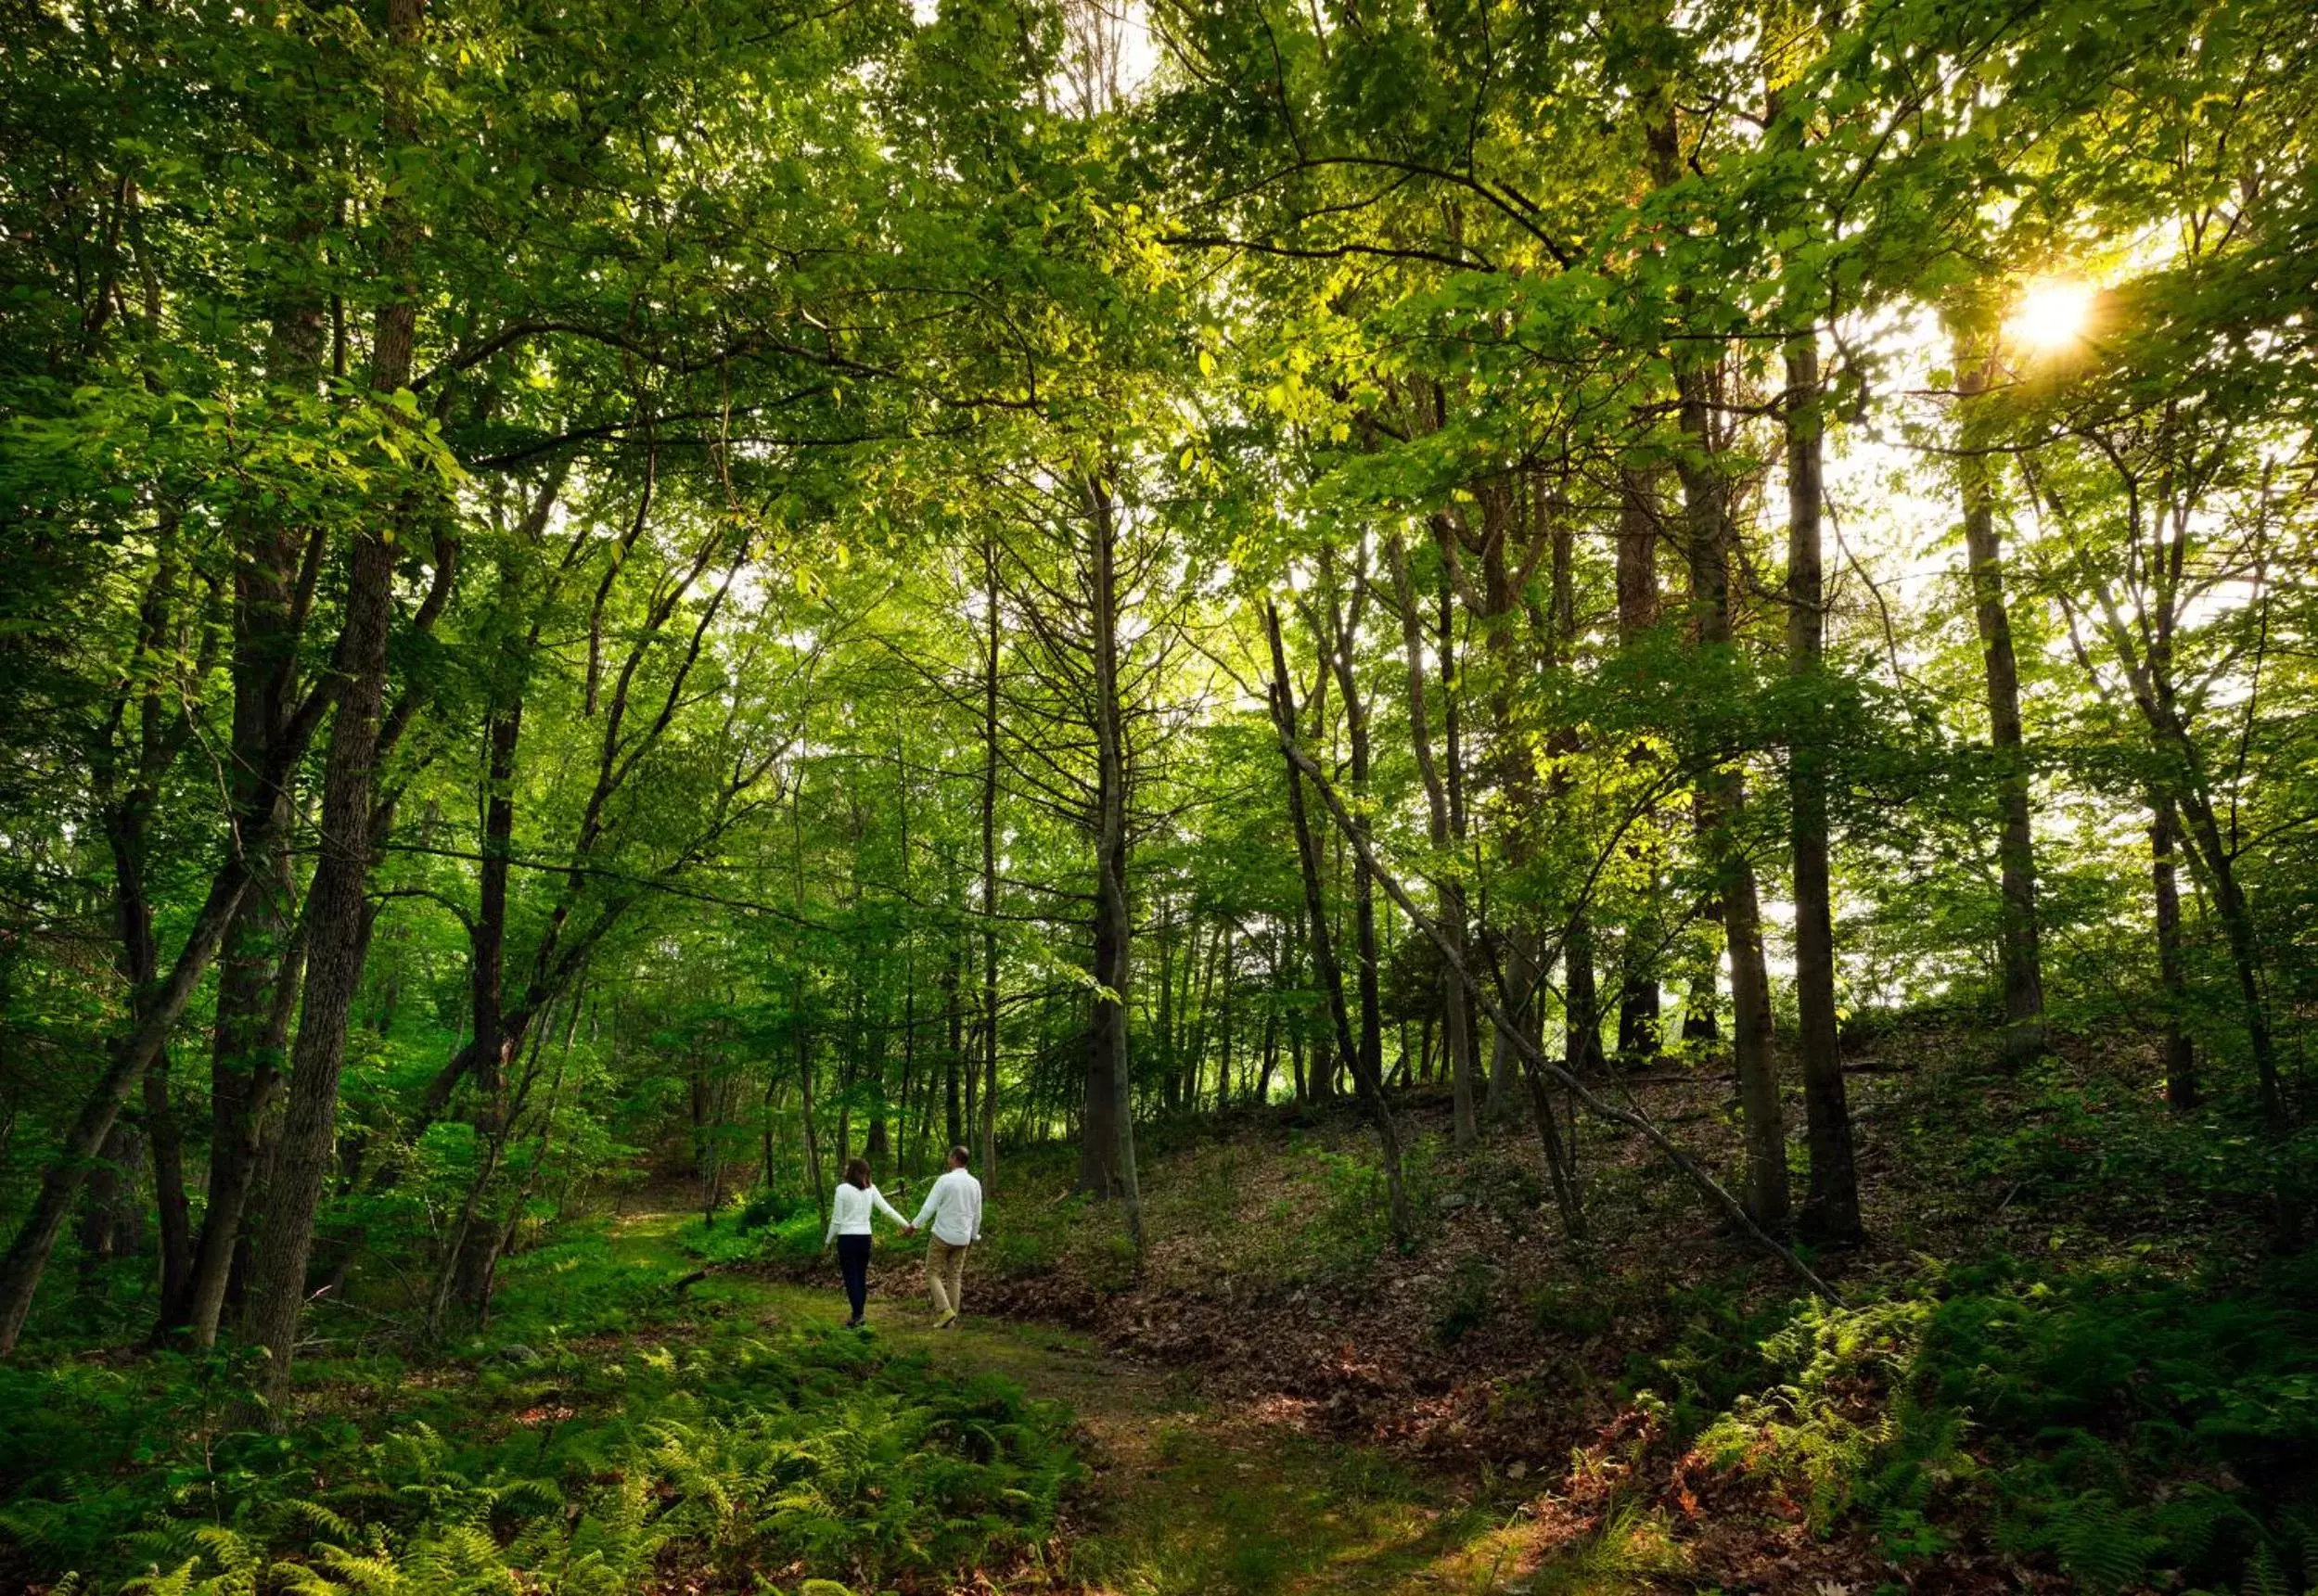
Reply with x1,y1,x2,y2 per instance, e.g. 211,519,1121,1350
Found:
3,0,2314,1590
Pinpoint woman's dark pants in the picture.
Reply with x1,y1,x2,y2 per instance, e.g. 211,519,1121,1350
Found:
837,1234,872,1321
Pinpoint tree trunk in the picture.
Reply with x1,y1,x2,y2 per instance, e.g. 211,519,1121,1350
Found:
164,117,332,1348
1267,602,1411,1246
448,690,521,1315
1318,572,1390,1135
1785,331,1862,1245
0,856,251,1355
2169,781,2279,1125
1616,466,1666,1063
2151,792,2196,1111
1673,354,1790,1234
176,871,302,1347
1955,347,2048,1060
1548,510,1605,1087
1085,475,1143,1247
980,532,1003,1185
245,0,424,1403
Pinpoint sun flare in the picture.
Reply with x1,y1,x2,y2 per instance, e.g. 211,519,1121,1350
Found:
2004,276,2098,352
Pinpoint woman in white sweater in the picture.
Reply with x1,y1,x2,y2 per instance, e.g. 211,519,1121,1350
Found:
823,1157,913,1328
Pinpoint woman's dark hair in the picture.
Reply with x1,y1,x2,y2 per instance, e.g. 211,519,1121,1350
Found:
845,1157,872,1190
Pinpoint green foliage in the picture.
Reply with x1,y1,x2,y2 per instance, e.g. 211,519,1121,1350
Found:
0,1309,1076,1595
1433,1256,1497,1347
1674,1256,2318,1592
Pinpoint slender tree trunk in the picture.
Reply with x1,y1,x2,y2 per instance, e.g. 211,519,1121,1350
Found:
1548,510,1605,1088
1785,332,1862,1244
980,533,1002,1184
1438,571,1477,1104
1673,353,1790,1234
2151,792,2196,1111
943,935,965,1149
99,799,189,1305
145,1051,192,1309
1266,602,1411,1245
1216,926,1236,1114
1955,347,2048,1060
1156,895,1177,1114
447,690,521,1312
1318,572,1390,1132
2169,782,2279,1124
1085,476,1143,1246
1616,466,1666,1063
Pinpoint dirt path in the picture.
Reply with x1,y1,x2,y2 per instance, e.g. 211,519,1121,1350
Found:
607,1214,1560,1595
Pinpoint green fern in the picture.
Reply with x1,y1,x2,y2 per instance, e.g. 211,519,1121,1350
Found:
2050,1492,2163,1596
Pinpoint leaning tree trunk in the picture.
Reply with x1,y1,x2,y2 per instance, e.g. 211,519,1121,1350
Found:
0,850,252,1356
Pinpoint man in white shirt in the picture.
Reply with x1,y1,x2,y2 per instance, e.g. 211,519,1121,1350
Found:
910,1144,984,1330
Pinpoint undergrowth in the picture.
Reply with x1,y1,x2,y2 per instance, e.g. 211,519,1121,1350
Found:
1670,1258,2318,1594
0,1307,1077,1594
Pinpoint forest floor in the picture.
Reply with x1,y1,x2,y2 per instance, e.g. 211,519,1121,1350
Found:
9,1018,2311,1595
721,1015,2317,1595
609,1210,1566,1595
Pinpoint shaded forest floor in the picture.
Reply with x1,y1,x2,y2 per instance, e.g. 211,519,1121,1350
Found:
739,1014,2318,1594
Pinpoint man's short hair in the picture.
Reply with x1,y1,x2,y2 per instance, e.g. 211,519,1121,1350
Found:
949,1144,972,1168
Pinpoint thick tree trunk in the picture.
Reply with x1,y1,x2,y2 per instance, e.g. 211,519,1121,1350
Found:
245,515,397,1409
1785,332,1862,1245
164,130,332,1348
1955,349,2048,1060
246,0,424,1405
174,869,301,1347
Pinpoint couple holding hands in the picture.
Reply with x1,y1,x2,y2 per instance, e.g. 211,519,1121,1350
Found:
821,1143,983,1331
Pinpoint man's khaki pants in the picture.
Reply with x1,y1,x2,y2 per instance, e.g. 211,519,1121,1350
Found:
926,1237,969,1318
